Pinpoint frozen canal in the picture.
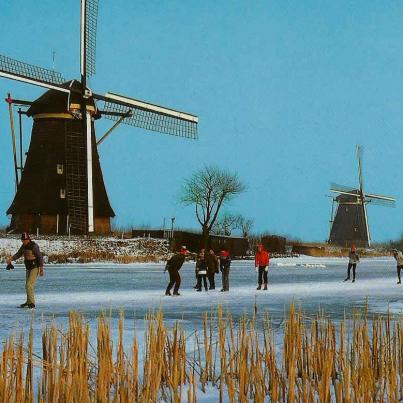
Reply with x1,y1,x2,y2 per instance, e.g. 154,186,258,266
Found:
0,256,402,342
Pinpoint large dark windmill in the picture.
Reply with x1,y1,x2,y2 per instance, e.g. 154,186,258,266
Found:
1,0,198,235
328,146,395,248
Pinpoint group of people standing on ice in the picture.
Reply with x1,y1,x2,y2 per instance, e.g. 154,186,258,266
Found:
193,247,232,292
164,246,236,296
165,243,403,296
164,243,271,296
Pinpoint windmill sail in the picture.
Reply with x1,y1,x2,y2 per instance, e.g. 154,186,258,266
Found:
79,0,100,232
0,54,68,92
81,0,99,78
357,146,363,188
330,182,357,193
99,92,198,139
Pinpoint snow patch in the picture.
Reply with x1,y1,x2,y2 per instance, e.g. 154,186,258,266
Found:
0,236,170,263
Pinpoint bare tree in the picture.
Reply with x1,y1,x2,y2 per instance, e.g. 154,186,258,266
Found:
212,213,242,236
238,216,254,238
181,166,246,247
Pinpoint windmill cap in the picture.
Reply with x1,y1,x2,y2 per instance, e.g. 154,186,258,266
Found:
21,232,30,241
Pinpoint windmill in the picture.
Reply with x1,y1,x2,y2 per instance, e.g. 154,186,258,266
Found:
328,146,395,248
1,0,198,235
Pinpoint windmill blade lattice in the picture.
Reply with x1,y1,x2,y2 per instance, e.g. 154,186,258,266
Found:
356,145,364,191
0,54,65,85
365,193,396,207
365,197,396,207
102,100,198,139
83,0,99,77
330,182,358,193
330,183,360,199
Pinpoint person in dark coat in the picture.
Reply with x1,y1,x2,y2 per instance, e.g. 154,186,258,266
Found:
165,246,189,296
344,245,360,283
206,249,219,290
193,248,205,289
195,250,208,292
255,243,270,290
6,232,44,308
392,249,403,284
219,248,231,292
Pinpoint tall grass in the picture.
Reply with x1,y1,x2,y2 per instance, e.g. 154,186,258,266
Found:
0,306,402,401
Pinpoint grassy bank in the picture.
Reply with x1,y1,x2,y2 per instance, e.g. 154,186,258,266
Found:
289,242,391,258
0,305,402,402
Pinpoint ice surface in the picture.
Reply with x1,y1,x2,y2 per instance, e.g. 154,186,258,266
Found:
0,256,401,401
1,256,401,331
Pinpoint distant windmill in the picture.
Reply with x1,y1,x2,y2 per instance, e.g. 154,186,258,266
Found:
1,0,198,235
328,146,395,248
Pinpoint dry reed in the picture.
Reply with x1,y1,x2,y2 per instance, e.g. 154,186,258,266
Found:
0,305,401,402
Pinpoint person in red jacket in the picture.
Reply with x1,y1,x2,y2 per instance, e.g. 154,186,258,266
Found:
255,243,270,290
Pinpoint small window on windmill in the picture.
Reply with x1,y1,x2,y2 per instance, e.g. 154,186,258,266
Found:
57,164,64,175
60,189,66,199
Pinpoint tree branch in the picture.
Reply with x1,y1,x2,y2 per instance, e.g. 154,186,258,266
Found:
195,204,204,226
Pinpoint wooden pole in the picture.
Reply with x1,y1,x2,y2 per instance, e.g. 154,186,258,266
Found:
96,110,131,146
328,198,335,243
18,108,23,173
85,110,94,233
6,94,19,190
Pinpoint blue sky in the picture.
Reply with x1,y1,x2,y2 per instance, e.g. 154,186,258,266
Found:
0,0,402,242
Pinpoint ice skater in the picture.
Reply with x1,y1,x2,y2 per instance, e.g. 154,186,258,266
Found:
195,250,208,292
164,246,189,296
219,248,231,292
206,249,219,290
193,248,205,289
6,233,44,308
344,245,360,283
392,249,403,284
255,243,270,290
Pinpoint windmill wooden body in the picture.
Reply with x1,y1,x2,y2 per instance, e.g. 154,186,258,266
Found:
328,146,395,248
1,0,198,234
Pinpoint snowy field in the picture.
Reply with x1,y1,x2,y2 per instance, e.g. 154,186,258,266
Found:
0,236,169,261
0,256,401,340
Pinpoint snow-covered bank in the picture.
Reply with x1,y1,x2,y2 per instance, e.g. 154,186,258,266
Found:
0,236,170,263
1,234,393,266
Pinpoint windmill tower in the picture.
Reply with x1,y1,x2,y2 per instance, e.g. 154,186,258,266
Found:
328,146,395,248
1,0,198,235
